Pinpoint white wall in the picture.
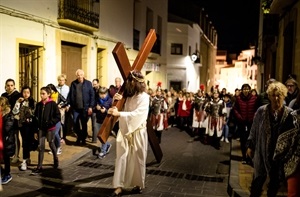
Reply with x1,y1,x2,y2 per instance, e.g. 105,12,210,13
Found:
0,0,168,91
0,0,58,21
167,22,202,92
0,13,58,89
99,0,168,87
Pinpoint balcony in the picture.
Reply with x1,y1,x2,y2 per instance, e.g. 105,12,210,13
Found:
58,0,99,33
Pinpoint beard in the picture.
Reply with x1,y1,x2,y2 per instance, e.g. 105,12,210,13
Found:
123,82,136,97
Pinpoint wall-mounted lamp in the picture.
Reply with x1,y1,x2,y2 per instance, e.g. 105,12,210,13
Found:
191,53,198,61
191,52,200,64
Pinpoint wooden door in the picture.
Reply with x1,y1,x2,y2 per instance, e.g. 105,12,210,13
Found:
61,43,82,86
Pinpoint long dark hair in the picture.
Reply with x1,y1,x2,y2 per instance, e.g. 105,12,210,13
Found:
46,84,58,93
123,70,146,98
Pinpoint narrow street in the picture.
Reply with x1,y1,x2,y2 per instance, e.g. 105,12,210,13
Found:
1,126,230,197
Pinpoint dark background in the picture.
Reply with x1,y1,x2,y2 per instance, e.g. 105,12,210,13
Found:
168,0,261,54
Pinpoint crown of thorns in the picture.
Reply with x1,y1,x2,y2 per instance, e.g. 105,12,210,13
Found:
130,71,145,83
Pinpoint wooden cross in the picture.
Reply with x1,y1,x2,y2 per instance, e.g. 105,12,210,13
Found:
97,29,163,163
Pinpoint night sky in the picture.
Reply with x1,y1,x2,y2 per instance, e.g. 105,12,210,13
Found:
168,0,261,54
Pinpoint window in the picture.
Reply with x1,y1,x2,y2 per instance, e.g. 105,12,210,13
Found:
171,43,183,55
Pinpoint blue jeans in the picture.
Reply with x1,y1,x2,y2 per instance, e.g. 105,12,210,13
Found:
54,122,61,148
73,109,89,142
222,123,229,139
95,122,111,154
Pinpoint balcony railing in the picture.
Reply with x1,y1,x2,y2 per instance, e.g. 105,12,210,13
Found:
58,0,99,32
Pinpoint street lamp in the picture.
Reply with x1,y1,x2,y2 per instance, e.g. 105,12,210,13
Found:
191,53,198,61
191,52,200,64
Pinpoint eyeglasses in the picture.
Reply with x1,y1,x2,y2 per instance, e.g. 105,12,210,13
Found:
286,84,295,88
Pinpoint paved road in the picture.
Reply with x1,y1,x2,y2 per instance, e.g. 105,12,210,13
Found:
1,126,231,197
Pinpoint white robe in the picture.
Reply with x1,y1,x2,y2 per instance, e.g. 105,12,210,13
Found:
112,92,149,189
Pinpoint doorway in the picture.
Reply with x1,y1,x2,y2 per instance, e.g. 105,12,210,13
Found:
61,41,83,86
170,81,182,91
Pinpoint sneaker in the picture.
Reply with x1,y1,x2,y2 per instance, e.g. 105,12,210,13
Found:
20,160,27,171
31,167,42,175
106,144,112,154
57,147,62,155
220,137,224,142
1,174,12,184
48,150,53,155
98,152,106,159
225,138,229,143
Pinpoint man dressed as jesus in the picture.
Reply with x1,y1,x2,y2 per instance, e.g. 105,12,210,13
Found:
108,70,149,196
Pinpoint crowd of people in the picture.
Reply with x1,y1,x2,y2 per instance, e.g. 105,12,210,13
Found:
1,70,300,197
0,69,123,184
147,75,299,197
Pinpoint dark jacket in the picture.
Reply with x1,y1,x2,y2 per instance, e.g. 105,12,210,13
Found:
96,94,112,124
285,87,299,106
1,90,21,110
233,93,258,124
2,112,16,157
258,92,270,107
68,79,95,111
34,99,61,131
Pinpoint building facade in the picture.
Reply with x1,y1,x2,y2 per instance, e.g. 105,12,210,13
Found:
261,0,300,84
0,0,168,99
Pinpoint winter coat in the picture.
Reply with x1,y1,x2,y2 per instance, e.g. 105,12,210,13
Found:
12,97,36,128
67,79,95,111
247,105,292,179
2,112,16,157
34,99,61,131
95,94,112,124
273,110,300,178
1,90,21,110
233,93,258,124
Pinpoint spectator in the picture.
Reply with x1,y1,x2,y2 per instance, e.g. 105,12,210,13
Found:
109,77,122,98
246,81,291,196
1,79,21,164
233,84,258,164
94,87,112,159
91,79,100,143
67,69,95,145
220,94,232,143
108,77,122,137
274,109,300,197
56,74,70,143
258,78,276,107
56,74,69,99
0,97,16,184
46,84,68,155
12,86,36,171
285,75,299,106
31,87,61,175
